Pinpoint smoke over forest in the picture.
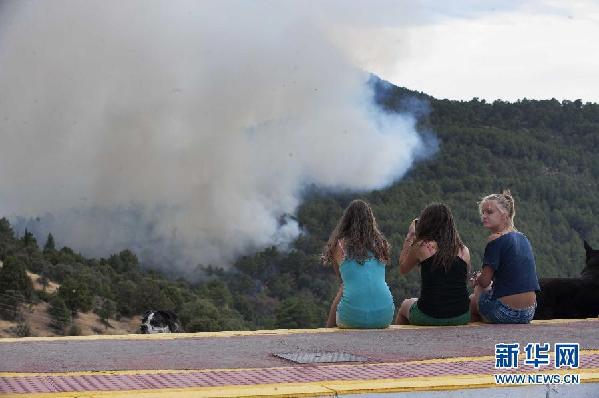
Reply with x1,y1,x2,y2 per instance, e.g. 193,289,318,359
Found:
0,1,432,275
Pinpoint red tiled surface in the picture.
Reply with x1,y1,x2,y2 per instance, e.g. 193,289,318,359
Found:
1,354,598,395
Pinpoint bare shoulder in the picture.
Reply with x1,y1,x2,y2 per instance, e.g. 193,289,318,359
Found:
417,240,437,261
459,245,471,263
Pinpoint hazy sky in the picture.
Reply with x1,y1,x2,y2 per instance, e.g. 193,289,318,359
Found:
351,1,599,102
0,0,596,274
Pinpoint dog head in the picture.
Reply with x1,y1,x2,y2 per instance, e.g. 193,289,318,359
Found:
582,241,599,280
140,310,182,334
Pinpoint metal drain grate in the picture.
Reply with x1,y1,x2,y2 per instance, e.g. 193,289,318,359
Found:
273,351,367,364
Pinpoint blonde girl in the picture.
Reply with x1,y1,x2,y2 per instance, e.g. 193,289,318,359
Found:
470,190,540,323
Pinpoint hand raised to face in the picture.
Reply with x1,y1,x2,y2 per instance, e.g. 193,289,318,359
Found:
407,218,418,239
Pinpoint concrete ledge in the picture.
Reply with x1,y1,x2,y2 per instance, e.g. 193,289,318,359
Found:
1,318,596,344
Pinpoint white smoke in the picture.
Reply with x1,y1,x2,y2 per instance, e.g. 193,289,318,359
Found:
0,1,428,274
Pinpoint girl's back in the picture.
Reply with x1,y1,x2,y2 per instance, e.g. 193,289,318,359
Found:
418,254,470,318
321,199,393,328
337,257,394,328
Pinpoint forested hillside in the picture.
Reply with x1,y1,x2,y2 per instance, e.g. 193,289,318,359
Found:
2,79,598,335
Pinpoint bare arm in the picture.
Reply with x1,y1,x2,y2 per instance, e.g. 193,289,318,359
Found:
476,265,494,288
459,245,472,275
399,239,421,274
326,284,343,327
332,240,344,280
399,219,425,274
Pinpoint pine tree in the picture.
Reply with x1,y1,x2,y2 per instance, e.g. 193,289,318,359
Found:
58,277,93,314
44,233,56,252
0,217,17,258
0,256,33,299
48,295,72,333
22,229,38,249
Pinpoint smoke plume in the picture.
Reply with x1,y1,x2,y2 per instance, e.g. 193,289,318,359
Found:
0,1,429,275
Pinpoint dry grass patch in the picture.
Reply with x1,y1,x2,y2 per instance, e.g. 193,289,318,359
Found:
27,271,60,294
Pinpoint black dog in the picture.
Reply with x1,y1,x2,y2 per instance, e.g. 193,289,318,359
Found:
534,241,599,319
140,310,183,333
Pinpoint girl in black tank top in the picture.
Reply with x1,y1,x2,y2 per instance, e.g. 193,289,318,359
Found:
417,254,470,318
395,203,472,326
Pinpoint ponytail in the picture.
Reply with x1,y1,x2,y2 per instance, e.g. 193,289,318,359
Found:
501,189,516,228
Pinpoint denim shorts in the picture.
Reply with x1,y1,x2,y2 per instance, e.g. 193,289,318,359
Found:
478,291,536,324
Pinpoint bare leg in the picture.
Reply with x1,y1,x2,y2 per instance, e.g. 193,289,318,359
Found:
469,293,481,322
395,298,418,325
326,284,343,327
470,284,491,322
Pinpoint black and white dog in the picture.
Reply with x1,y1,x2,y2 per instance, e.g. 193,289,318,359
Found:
534,241,599,319
140,310,183,333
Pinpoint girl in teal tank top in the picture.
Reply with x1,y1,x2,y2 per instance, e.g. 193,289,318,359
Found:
322,200,395,328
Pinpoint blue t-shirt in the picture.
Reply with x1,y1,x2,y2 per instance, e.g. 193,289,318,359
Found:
483,232,540,300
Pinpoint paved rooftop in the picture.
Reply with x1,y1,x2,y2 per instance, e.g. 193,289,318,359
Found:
1,319,598,397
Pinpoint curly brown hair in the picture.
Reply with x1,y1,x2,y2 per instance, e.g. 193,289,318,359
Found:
415,203,464,271
321,199,390,266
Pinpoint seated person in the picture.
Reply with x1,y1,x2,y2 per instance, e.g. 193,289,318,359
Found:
470,190,539,324
322,199,395,328
396,203,471,326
